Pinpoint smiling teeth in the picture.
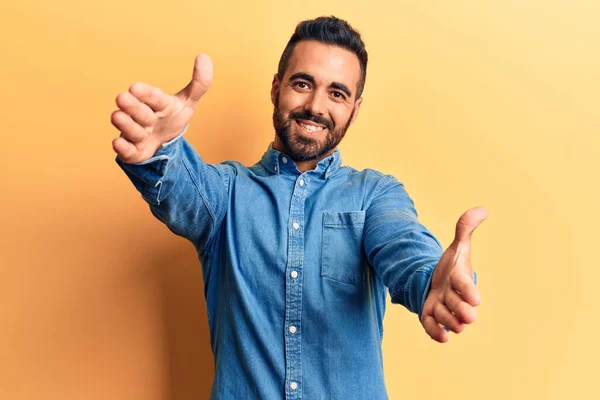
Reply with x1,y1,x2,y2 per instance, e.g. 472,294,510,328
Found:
299,122,324,133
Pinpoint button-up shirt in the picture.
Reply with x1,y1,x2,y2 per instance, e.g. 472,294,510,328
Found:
116,126,445,399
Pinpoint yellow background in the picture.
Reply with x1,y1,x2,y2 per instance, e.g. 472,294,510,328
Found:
1,0,598,399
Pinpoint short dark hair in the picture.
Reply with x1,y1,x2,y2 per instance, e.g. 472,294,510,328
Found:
277,16,368,100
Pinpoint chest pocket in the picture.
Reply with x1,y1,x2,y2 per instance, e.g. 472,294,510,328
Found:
321,211,367,285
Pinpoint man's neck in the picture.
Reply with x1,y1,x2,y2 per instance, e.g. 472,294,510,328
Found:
294,160,319,173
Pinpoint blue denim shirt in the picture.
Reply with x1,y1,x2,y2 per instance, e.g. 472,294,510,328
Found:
116,126,445,399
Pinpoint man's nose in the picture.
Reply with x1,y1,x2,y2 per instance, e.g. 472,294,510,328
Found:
304,91,326,116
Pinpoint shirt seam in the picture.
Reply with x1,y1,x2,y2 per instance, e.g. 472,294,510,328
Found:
372,174,395,198
181,157,219,254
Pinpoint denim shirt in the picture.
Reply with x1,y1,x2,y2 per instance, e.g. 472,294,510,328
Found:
115,126,445,400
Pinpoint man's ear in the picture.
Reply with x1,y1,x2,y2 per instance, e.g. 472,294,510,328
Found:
350,97,363,125
271,74,280,106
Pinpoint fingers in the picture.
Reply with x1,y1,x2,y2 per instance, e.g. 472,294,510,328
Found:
112,136,138,163
116,91,157,127
451,270,481,306
111,110,147,143
433,302,465,334
422,315,449,343
129,82,172,114
444,287,476,324
178,54,213,106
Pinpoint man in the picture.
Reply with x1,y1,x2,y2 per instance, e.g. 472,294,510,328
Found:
112,16,486,400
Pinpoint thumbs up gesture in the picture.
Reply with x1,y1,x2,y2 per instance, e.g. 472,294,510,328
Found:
421,207,488,342
111,54,213,164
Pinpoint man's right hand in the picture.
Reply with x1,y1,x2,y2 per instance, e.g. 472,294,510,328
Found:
111,54,213,164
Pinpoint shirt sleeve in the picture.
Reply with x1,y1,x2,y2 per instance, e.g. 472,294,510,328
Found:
363,175,444,320
114,125,231,255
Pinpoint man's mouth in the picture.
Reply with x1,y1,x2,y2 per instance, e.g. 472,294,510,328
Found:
295,119,327,134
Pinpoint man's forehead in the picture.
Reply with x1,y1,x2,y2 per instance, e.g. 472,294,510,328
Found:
285,41,360,89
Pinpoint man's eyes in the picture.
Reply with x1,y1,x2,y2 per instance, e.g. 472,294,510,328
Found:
293,82,346,100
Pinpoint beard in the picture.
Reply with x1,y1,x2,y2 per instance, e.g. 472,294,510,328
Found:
272,99,354,162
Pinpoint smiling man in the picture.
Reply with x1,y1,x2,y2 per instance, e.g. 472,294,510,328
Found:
271,39,362,170
112,16,487,400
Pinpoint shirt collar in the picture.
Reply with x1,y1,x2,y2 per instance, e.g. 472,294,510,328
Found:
259,143,342,179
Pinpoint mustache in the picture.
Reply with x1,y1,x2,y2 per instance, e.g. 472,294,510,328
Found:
289,111,334,131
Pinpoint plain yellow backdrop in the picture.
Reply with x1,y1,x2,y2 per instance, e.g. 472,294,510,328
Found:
1,0,598,399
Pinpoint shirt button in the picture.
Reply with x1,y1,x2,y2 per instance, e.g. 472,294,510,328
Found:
289,325,297,334
274,165,278,172
282,157,288,164
293,222,300,230
299,179,305,187
291,270,298,279
290,382,298,390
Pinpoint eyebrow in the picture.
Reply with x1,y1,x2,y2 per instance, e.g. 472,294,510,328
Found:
289,72,353,98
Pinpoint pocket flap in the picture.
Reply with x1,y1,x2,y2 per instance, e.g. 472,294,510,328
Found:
323,211,366,227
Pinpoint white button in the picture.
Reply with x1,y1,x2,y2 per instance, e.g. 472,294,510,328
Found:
299,179,305,187
289,325,297,334
282,157,288,163
274,166,278,172
291,270,298,279
293,222,300,230
290,382,298,390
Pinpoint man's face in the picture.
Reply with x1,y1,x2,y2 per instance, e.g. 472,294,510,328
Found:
271,40,363,162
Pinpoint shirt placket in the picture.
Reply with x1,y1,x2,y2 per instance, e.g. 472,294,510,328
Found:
284,174,308,399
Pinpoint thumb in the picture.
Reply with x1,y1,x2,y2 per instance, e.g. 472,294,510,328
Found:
178,53,213,106
453,206,488,245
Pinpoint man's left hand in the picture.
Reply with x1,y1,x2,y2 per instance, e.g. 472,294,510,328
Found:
421,206,488,343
